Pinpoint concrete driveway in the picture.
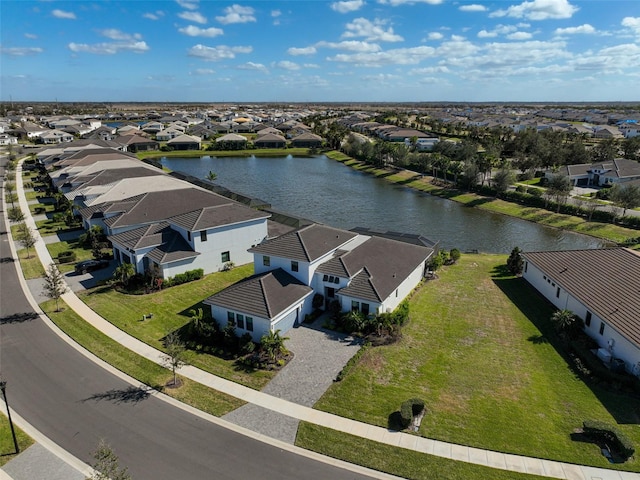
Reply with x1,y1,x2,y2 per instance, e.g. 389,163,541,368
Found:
64,259,117,292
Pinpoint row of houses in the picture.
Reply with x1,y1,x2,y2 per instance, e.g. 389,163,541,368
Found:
41,142,435,341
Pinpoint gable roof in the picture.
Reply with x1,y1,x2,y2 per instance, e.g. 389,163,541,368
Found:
168,203,270,231
522,248,640,347
249,224,358,263
167,134,201,144
204,268,312,319
70,166,163,189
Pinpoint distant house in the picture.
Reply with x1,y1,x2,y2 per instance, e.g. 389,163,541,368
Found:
40,129,74,144
215,133,247,149
593,125,623,139
167,134,201,150
290,132,323,148
522,248,640,375
253,133,286,149
547,158,640,187
204,223,434,341
0,134,18,145
156,128,183,141
116,134,160,153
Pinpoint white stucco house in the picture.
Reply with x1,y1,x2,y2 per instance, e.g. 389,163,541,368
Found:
521,248,640,375
204,223,434,341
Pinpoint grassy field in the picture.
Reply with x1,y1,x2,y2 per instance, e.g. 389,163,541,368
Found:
42,300,243,416
79,264,276,390
0,414,33,467
14,248,45,279
45,239,107,274
306,254,640,471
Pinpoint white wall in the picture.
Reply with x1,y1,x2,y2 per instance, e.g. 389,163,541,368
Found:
380,261,426,313
209,305,270,343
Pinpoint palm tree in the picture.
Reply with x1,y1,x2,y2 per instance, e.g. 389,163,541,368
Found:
206,171,217,182
188,307,205,336
551,309,582,339
113,262,135,286
260,329,289,362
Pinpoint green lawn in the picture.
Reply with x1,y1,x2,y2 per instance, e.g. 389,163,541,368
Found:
0,414,33,466
79,264,276,390
42,300,243,416
308,255,640,471
45,239,105,273
15,248,45,279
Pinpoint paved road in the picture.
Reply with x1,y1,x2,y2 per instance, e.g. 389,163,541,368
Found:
0,156,377,480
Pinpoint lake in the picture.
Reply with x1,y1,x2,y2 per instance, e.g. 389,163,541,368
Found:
159,154,607,253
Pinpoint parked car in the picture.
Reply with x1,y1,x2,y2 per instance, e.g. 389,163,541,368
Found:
74,259,109,274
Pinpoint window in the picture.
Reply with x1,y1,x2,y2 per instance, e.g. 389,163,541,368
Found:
246,317,253,332
227,311,235,326
599,322,605,335
221,251,230,263
556,286,560,298
585,311,592,327
323,274,328,282
236,314,245,329
201,230,207,242
395,289,399,298
326,287,335,298
543,275,546,280
291,261,298,272
187,231,192,242
263,255,270,267
333,276,339,284
361,303,370,316
351,300,360,312
524,262,528,273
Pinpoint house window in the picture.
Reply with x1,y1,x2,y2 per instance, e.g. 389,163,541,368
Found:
361,303,370,316
246,317,253,332
599,322,605,335
556,287,560,298
291,261,298,272
333,276,339,284
351,300,360,312
236,314,245,329
227,311,235,326
585,311,592,327
201,230,207,242
263,255,270,266
326,287,335,298
187,231,192,242
395,289,399,298
524,262,528,273
323,274,328,282
221,251,230,263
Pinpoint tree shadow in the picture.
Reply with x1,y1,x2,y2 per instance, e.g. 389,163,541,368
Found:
464,197,494,207
387,411,403,431
527,334,549,344
0,312,38,324
81,386,154,405
0,256,15,263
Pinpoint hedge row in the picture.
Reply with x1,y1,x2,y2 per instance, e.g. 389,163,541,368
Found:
164,268,204,287
57,251,77,263
583,420,635,460
400,398,425,429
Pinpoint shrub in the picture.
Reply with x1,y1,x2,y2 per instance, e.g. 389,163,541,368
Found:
393,301,410,326
583,420,635,461
58,251,77,263
312,293,324,310
528,187,543,197
515,185,527,193
165,268,204,287
400,398,425,429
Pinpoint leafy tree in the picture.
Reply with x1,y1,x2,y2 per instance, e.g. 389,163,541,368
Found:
592,138,619,163
8,207,24,223
42,262,68,312
506,247,523,276
188,307,208,337
163,331,187,387
609,183,640,218
90,439,131,480
342,310,366,333
16,222,36,258
491,168,515,197
113,262,135,286
449,248,461,263
545,174,573,212
206,170,217,182
260,329,289,362
4,182,16,208
621,136,640,161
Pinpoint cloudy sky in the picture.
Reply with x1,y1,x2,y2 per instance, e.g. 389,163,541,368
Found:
1,0,639,102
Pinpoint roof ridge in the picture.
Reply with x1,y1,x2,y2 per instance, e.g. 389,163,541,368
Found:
259,274,272,318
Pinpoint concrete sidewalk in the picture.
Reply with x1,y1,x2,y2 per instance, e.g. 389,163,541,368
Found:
8,160,640,480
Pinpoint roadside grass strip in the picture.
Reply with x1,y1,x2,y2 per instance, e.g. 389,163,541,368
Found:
0,414,34,467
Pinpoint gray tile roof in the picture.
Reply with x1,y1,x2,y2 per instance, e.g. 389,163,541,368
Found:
522,248,640,347
72,166,164,189
168,203,269,231
204,268,313,319
249,224,358,262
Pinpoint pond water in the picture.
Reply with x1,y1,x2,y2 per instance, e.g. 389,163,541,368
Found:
159,154,607,253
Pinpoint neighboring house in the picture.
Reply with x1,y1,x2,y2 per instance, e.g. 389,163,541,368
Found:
167,134,201,150
0,134,18,145
253,133,286,149
116,134,159,153
521,248,640,375
546,158,640,187
404,136,439,151
117,125,140,135
141,122,164,134
216,133,248,147
290,132,323,148
205,223,434,341
593,125,623,139
40,129,74,144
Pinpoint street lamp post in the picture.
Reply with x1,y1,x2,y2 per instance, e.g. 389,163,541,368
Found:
0,380,19,454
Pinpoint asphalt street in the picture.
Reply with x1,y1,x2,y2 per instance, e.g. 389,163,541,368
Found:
0,156,375,480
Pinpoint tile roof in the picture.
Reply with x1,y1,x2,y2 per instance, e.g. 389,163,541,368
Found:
204,268,313,319
249,224,358,262
522,248,640,347
168,203,269,231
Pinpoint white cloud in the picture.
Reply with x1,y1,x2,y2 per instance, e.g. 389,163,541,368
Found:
409,65,450,74
477,24,518,38
331,0,365,13
216,5,256,25
569,43,640,74
507,31,533,40
68,41,149,55
24,33,38,39
179,25,224,37
176,0,199,10
342,18,403,42
490,0,578,21
426,32,444,41
1,46,43,56
52,9,76,20
272,10,282,17
275,60,300,70
190,68,215,75
316,40,382,52
288,46,317,55
304,63,320,68
622,17,640,36
187,44,252,61
237,62,268,73
327,45,436,67
361,73,401,81
143,11,164,21
459,4,487,12
377,0,443,5
178,11,207,24
554,24,595,35
98,29,142,41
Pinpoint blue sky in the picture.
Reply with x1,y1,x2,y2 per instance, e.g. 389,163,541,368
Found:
1,0,639,102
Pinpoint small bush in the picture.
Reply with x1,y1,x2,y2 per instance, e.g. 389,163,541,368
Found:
164,268,204,287
58,251,77,263
400,398,425,429
515,185,527,193
583,420,635,460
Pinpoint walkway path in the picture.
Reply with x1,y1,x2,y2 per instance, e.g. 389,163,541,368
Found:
7,160,640,480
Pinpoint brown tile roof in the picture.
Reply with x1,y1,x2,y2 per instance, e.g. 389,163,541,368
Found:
522,248,640,347
204,268,313,319
249,224,358,262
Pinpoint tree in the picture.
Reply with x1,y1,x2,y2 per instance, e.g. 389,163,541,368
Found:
42,262,68,312
491,168,515,197
609,183,640,218
163,331,187,387
551,309,582,339
4,182,16,208
506,247,523,276
16,222,36,258
545,174,573,212
591,138,618,163
90,439,131,480
449,248,461,263
7,207,24,223
113,262,135,286
206,170,217,182
260,329,289,362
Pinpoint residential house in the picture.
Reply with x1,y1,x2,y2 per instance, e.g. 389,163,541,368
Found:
40,129,74,144
0,134,18,145
253,133,287,149
290,132,323,148
216,133,247,148
205,223,434,341
155,127,184,141
521,248,640,375
116,134,160,153
547,158,640,187
593,125,623,139
167,134,201,150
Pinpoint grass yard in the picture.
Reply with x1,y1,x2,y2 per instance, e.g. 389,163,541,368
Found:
14,248,45,279
80,264,276,390
42,300,243,416
308,254,640,471
45,239,104,273
0,414,33,466
296,423,549,480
